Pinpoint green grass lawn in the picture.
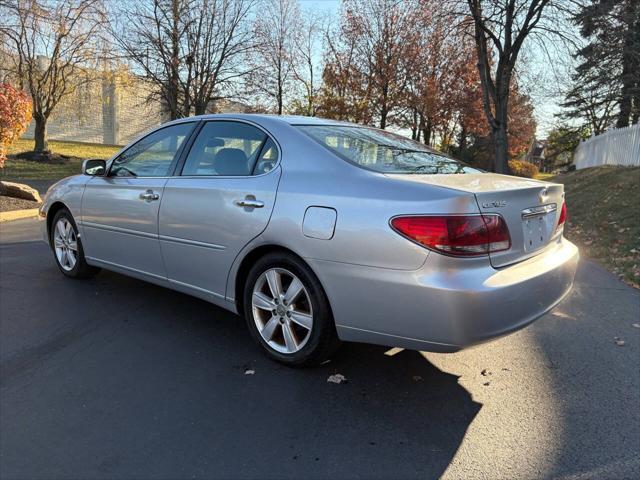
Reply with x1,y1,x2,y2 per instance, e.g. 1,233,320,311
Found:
551,166,640,288
1,138,121,180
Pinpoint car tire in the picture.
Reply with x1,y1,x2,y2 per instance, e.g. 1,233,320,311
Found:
243,252,341,366
50,208,100,279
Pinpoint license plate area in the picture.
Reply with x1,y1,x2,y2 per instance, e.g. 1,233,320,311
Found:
521,204,557,252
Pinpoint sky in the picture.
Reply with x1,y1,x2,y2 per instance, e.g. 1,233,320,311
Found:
299,0,341,13
299,0,572,139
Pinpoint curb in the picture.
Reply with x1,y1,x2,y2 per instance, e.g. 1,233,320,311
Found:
0,208,39,222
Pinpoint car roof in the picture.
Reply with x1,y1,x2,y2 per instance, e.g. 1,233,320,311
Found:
172,113,357,127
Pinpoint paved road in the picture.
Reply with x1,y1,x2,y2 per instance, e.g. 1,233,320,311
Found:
1,218,639,479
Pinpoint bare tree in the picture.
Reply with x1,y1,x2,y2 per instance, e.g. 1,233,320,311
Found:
112,0,256,119
0,0,104,153
182,0,256,114
560,84,617,135
462,0,574,173
291,12,325,116
248,0,302,114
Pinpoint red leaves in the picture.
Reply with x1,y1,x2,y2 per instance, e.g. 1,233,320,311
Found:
0,84,32,168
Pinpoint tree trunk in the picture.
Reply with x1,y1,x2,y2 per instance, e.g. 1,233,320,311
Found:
417,113,425,143
411,108,418,140
492,128,509,174
34,113,49,153
277,75,283,115
379,82,388,129
459,125,468,152
169,0,181,120
421,116,432,146
308,61,314,116
617,69,632,128
492,95,510,174
491,108,510,174
379,105,387,129
194,102,206,115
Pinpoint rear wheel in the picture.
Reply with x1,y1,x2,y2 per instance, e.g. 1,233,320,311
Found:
50,209,100,278
243,252,340,366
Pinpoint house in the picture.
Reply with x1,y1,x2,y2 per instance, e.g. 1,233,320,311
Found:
526,139,547,170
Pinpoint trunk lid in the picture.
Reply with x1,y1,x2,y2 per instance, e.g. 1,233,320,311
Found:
387,173,565,267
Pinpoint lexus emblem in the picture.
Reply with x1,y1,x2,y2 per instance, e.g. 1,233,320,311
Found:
538,188,549,203
481,200,507,208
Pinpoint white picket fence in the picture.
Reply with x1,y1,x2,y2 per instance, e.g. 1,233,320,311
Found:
574,123,640,169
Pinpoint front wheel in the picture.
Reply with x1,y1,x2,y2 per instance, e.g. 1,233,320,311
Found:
243,252,340,366
50,209,100,278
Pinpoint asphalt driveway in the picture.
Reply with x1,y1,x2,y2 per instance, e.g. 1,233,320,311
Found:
1,218,639,479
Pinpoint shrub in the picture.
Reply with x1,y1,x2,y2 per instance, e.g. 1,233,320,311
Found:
508,159,539,178
0,84,33,168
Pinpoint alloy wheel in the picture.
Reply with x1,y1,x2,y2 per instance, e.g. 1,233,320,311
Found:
53,217,78,272
251,268,313,354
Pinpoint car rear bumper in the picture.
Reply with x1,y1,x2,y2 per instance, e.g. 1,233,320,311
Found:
307,238,579,352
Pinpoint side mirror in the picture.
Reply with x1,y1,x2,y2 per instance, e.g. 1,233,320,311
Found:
82,159,106,176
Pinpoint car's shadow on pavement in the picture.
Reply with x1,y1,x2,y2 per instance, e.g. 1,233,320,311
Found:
1,252,481,479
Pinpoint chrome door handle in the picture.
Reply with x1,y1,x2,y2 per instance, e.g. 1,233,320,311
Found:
139,190,160,201
235,199,264,208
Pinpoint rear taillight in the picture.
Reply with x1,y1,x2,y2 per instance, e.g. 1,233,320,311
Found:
556,202,567,233
390,215,511,257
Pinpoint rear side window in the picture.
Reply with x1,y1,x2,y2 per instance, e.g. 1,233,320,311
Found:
182,121,273,176
254,138,279,175
296,125,480,174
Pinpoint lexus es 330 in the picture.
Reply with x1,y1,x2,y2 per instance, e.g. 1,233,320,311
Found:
40,114,579,366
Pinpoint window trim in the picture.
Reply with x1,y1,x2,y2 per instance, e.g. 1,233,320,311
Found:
106,121,198,178
175,119,282,178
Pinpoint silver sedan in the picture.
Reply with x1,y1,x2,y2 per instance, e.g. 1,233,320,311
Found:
40,114,579,366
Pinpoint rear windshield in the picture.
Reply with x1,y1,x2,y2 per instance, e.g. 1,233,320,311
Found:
296,125,481,174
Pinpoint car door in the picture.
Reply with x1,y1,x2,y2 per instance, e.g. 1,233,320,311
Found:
159,120,281,299
81,122,196,280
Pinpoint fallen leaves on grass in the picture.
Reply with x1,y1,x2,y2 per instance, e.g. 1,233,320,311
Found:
552,167,640,288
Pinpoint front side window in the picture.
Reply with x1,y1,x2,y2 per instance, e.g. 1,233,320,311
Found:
182,121,274,176
110,123,195,177
296,125,481,175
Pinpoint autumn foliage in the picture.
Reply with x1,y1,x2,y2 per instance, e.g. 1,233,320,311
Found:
317,0,537,167
0,83,32,168
508,160,539,178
